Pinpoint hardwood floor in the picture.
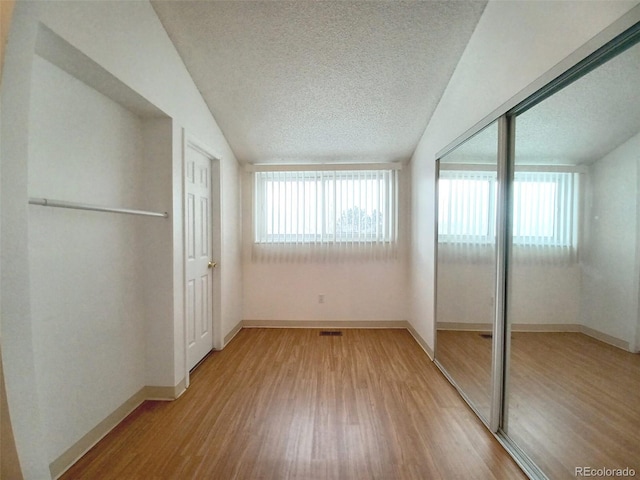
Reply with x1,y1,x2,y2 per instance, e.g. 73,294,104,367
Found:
437,330,640,480
62,329,525,479
436,330,493,420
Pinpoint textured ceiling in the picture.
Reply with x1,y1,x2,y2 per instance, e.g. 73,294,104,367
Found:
515,39,640,165
444,39,640,166
151,0,487,164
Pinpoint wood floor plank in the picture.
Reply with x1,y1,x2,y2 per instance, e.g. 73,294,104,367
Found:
62,329,525,479
437,330,640,480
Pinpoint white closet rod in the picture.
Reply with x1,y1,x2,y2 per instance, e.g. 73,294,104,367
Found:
29,197,168,218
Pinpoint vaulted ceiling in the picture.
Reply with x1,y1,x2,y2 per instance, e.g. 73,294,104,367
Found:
515,39,640,165
151,0,487,165
443,38,640,166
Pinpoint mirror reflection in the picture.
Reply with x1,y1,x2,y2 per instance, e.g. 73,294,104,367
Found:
506,39,640,479
436,122,498,422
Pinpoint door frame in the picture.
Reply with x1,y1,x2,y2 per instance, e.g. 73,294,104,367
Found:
182,132,222,387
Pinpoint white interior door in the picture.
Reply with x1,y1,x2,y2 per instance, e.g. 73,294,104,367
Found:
185,145,214,371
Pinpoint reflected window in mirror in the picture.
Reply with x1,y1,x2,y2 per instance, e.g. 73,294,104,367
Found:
504,34,640,480
435,121,498,423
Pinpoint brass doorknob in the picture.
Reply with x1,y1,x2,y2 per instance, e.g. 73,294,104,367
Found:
208,261,217,269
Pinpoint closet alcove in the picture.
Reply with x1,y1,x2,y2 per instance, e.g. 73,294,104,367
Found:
27,25,182,471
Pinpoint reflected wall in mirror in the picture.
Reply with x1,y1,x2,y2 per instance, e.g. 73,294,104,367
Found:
435,121,498,422
506,38,640,479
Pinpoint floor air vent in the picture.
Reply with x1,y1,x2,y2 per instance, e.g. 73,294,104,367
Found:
320,331,343,336
479,333,493,339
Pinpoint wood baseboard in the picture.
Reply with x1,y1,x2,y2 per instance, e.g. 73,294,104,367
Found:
50,388,146,479
437,322,493,332
224,321,243,346
50,380,186,479
144,380,186,401
242,319,409,329
406,323,434,360
239,320,433,358
437,322,631,351
438,322,582,333
512,323,581,333
241,319,434,359
580,325,630,351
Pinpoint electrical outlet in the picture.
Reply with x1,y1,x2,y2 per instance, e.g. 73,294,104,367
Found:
318,294,325,304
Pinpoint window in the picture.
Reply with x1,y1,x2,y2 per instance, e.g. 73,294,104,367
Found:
438,171,496,244
511,171,577,249
253,168,398,260
439,169,578,250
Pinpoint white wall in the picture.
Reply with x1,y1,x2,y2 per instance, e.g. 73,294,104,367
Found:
508,265,581,326
140,118,176,386
242,170,409,323
581,132,640,347
28,55,149,463
437,262,581,328
410,0,640,350
1,1,243,477
436,262,494,327
244,262,407,322
31,0,244,344
220,160,242,340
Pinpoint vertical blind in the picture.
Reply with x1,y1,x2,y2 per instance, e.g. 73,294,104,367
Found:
438,170,496,245
511,171,579,264
512,171,578,249
438,168,578,264
253,168,398,261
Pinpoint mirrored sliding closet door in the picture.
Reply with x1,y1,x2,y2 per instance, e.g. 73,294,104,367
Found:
435,121,499,423
435,19,640,480
503,30,640,480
